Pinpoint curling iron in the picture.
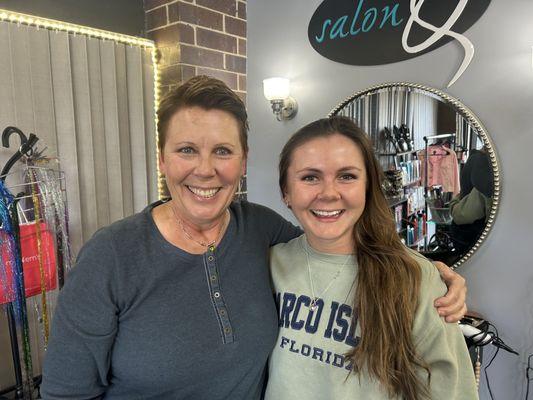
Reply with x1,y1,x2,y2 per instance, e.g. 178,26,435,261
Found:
459,321,518,355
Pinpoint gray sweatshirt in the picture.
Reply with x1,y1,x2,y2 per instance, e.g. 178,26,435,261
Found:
266,235,479,400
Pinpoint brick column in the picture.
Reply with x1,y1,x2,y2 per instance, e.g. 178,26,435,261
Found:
144,0,246,101
144,0,247,199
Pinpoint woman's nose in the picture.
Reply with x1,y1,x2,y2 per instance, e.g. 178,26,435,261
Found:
194,155,215,177
317,181,341,200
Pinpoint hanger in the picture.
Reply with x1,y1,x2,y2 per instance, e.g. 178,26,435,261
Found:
0,126,39,180
429,141,451,156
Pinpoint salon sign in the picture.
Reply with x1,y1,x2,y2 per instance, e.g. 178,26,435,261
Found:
308,0,491,87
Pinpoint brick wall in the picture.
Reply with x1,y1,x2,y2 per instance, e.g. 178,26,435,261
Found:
144,0,247,101
143,0,247,199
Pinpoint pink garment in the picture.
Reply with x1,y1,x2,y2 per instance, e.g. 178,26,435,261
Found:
418,146,460,196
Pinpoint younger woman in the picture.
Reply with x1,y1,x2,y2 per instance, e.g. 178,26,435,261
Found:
266,117,477,399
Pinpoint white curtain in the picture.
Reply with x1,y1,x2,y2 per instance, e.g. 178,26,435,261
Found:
0,21,158,255
0,20,157,391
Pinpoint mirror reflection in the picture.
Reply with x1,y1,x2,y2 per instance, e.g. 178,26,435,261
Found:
330,83,499,268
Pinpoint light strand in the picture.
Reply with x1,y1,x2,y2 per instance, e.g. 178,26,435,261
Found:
0,8,154,48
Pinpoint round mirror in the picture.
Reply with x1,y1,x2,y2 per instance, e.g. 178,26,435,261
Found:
329,83,500,269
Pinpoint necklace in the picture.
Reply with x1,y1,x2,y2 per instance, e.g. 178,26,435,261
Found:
171,205,229,249
305,246,352,312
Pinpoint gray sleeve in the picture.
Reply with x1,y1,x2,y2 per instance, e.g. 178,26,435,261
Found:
261,207,302,246
41,232,119,399
413,260,479,399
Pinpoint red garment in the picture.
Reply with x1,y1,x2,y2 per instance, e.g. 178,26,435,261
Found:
418,146,460,195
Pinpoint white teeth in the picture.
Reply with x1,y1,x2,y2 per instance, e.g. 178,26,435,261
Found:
188,186,219,198
312,210,342,217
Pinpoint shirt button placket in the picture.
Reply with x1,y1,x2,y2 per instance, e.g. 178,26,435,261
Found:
205,248,234,344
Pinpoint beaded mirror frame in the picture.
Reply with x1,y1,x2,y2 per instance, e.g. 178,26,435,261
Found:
328,82,500,270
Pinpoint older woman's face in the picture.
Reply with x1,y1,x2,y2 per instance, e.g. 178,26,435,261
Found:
160,106,246,226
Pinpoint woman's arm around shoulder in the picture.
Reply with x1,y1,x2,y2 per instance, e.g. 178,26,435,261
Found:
237,200,302,245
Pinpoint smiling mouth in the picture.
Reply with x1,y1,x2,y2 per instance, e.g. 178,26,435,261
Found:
311,209,344,218
186,186,221,199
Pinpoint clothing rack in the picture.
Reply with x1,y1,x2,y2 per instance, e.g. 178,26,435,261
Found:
422,133,456,250
1,126,40,400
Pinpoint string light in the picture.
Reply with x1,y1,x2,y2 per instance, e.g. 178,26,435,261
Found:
0,8,162,199
0,8,154,48
152,49,164,199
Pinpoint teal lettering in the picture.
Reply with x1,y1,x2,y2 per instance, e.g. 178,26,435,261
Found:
349,0,364,35
315,19,332,43
313,1,405,43
380,4,403,28
362,8,378,33
329,15,349,39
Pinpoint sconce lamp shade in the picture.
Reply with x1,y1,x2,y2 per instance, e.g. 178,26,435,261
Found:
263,77,290,101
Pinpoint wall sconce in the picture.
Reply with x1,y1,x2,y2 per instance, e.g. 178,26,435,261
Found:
263,77,298,121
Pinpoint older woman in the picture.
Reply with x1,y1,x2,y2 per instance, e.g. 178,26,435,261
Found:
41,76,466,399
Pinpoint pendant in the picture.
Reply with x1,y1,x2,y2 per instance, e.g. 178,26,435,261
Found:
310,298,318,311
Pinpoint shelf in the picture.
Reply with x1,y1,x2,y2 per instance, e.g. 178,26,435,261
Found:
403,179,421,188
387,196,408,208
407,207,425,217
428,219,452,225
407,237,425,248
378,150,417,157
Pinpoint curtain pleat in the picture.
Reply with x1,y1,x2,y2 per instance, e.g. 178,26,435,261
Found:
10,26,34,132
87,38,110,228
142,50,158,203
126,45,149,212
28,29,56,156
115,43,134,218
70,35,98,240
49,31,84,256
100,40,125,223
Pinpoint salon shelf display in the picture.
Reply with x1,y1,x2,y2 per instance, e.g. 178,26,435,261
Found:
329,82,501,269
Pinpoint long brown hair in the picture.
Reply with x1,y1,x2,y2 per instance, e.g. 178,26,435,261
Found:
279,116,430,400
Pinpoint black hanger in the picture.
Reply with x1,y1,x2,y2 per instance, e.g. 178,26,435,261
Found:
1,126,39,181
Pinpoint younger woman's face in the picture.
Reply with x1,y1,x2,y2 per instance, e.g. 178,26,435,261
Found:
284,133,367,254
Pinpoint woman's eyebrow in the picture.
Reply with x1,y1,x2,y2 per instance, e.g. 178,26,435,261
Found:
295,167,322,174
338,166,363,172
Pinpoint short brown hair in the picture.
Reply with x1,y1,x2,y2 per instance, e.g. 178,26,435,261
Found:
157,75,249,154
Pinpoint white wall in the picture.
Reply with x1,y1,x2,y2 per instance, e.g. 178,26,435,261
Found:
247,1,533,399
